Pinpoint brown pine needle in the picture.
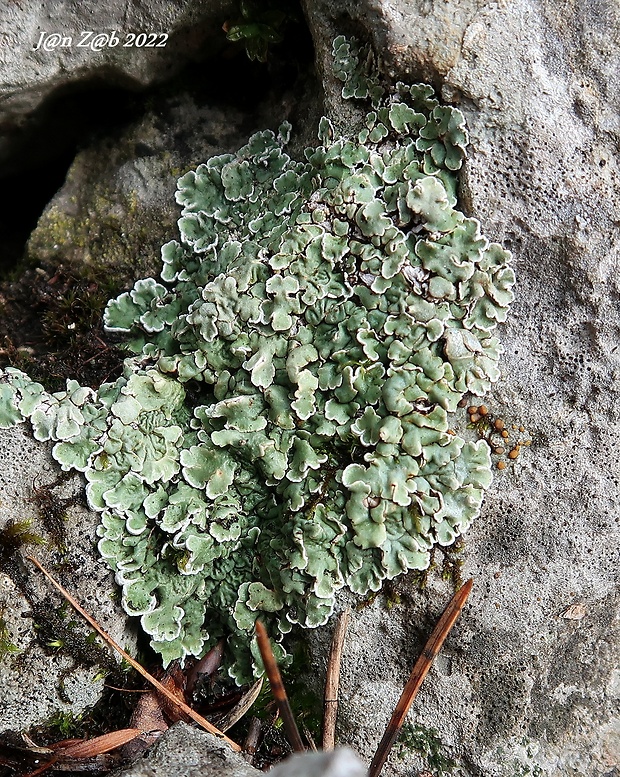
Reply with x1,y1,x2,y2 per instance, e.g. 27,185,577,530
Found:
322,607,350,750
26,556,241,752
53,728,143,759
254,620,305,752
368,579,474,777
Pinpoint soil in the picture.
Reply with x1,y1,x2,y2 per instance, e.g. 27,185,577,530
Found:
0,260,130,393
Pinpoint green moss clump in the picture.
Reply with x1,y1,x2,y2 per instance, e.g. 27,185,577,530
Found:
397,723,458,775
0,613,20,661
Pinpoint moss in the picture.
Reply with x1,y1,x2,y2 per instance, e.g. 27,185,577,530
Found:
0,612,20,661
26,186,165,281
224,0,303,63
397,722,458,775
439,537,465,589
0,519,46,566
30,473,79,554
44,709,85,739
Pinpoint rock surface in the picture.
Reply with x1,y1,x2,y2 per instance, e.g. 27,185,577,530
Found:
25,94,265,283
24,69,316,280
0,1,619,776
112,724,367,777
0,425,134,730
111,724,260,777
0,1,232,128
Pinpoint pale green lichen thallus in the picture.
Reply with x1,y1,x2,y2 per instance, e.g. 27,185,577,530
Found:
0,37,515,683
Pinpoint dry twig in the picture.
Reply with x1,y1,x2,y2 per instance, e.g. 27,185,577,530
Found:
368,579,473,777
27,556,242,752
322,607,350,750
254,620,305,752
243,717,262,764
302,723,318,752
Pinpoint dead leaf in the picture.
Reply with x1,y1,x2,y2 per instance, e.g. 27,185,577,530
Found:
122,691,169,760
187,639,225,696
562,603,587,620
214,677,264,732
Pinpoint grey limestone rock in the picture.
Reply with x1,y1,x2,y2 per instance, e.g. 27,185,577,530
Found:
111,724,367,777
300,1,620,775
0,425,135,731
0,1,233,129
25,92,269,282
111,724,260,777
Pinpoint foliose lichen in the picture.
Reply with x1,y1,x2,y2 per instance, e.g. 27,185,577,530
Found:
0,37,515,683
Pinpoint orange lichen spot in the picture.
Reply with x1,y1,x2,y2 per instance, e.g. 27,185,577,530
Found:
497,460,506,470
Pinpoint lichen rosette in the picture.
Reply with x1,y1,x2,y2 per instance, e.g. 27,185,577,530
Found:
0,37,514,683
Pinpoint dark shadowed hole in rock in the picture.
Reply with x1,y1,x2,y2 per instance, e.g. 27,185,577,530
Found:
0,78,156,275
0,150,77,275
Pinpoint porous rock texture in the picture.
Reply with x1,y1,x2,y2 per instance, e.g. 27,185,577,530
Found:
110,724,260,777
0,1,618,776
301,1,620,775
0,426,135,730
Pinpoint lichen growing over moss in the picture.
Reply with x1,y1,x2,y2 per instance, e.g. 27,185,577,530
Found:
0,37,514,683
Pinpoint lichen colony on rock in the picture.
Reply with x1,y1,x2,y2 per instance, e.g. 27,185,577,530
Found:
0,37,514,683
